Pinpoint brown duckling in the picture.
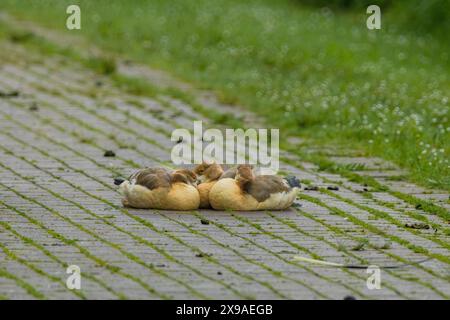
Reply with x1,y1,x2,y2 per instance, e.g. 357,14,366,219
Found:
209,164,300,211
114,167,200,210
193,162,225,208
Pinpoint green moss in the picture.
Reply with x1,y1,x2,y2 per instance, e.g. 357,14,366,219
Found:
300,193,450,266
267,213,413,298
111,73,158,96
0,267,46,300
0,242,85,299
350,239,368,251
86,56,116,75
0,220,125,299
295,207,449,297
323,188,450,245
194,212,362,298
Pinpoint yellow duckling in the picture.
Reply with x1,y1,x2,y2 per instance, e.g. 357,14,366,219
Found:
114,167,200,210
193,162,241,208
194,162,225,208
209,164,300,211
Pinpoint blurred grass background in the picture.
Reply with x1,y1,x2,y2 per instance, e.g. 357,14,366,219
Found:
0,0,448,189
300,0,450,35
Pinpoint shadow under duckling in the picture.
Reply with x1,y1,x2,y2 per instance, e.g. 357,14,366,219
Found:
114,167,200,210
209,164,300,211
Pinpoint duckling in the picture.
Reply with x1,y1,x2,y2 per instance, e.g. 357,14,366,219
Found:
114,167,200,210
194,162,225,208
209,164,300,211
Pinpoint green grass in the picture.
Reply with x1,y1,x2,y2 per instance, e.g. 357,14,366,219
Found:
0,0,448,190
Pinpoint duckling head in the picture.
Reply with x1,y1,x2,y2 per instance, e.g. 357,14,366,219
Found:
194,161,224,184
171,169,198,186
235,164,254,188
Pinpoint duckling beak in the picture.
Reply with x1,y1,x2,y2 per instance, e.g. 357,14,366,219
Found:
114,178,125,186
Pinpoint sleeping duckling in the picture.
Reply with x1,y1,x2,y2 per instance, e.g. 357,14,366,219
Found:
114,167,200,210
194,162,243,208
194,162,225,208
209,164,300,211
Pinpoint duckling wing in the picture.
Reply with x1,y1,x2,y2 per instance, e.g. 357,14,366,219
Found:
129,168,171,190
245,175,290,202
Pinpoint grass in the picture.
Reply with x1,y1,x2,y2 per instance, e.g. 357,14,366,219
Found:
0,0,448,190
